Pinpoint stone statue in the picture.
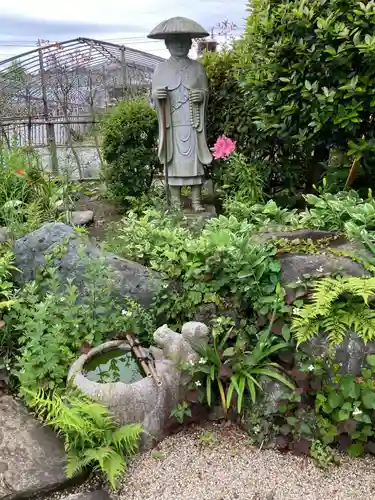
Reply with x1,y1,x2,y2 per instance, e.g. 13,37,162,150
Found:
148,17,212,212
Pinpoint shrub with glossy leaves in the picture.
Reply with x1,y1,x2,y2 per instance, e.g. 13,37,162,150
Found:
101,98,160,205
201,49,254,158
239,0,375,194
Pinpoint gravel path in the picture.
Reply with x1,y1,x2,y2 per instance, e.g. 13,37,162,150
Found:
117,423,375,500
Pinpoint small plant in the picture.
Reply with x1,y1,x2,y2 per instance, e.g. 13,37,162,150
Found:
211,135,265,205
184,316,293,416
0,247,18,366
151,450,165,460
310,440,340,469
24,388,142,488
0,145,60,235
171,401,191,424
292,276,375,346
315,355,375,457
199,430,217,446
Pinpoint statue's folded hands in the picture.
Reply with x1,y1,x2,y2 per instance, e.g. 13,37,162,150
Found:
190,89,204,103
155,88,168,100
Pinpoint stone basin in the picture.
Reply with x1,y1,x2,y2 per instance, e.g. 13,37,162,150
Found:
67,322,209,448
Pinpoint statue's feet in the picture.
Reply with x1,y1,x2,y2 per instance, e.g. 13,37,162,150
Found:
171,200,182,211
192,202,205,213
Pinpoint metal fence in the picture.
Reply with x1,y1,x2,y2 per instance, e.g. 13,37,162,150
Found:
0,37,164,179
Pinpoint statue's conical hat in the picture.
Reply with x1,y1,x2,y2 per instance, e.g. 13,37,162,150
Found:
147,16,209,40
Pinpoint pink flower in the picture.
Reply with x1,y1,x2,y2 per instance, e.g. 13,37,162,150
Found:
211,135,236,160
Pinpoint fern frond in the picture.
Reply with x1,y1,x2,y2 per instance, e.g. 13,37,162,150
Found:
321,311,349,345
77,401,113,429
292,315,322,346
111,423,142,454
346,276,375,305
292,274,375,348
82,447,126,487
312,277,346,312
350,307,375,342
66,450,86,478
102,449,126,488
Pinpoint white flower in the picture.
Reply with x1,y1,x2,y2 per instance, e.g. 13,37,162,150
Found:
163,284,169,289
198,357,207,365
296,278,302,284
75,324,79,328
293,307,301,314
188,360,195,366
307,364,314,372
353,407,362,416
316,266,324,273
121,309,132,317
195,380,202,387
60,297,65,302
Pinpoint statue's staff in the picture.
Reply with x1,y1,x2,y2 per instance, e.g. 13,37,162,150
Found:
161,86,170,206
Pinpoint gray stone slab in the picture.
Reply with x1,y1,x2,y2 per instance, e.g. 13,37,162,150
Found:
12,222,161,308
0,395,75,499
71,211,94,226
62,491,112,500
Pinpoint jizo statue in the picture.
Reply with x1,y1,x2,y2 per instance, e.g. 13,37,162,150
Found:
148,17,212,212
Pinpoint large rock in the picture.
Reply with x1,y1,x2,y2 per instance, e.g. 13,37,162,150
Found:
255,229,370,287
12,223,161,307
258,229,373,376
302,331,375,376
0,395,78,499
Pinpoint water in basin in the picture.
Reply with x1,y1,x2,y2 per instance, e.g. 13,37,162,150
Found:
84,348,145,384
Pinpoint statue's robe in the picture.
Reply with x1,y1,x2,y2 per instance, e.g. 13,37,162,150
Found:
152,56,212,186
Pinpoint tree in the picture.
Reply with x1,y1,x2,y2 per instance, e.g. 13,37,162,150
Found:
239,0,375,194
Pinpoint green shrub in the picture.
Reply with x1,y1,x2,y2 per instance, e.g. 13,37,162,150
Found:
101,98,160,205
10,242,155,391
201,49,252,155
0,146,58,233
25,388,142,488
110,210,283,325
239,0,375,195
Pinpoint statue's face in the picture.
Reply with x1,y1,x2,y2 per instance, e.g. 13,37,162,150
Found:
165,35,192,58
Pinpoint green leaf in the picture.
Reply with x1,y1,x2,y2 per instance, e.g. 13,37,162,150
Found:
281,325,291,342
347,442,364,457
341,376,360,399
366,355,375,367
337,410,351,421
101,449,126,488
223,347,235,357
206,375,212,406
226,383,235,409
361,390,375,409
251,368,294,390
237,376,246,413
246,376,257,403
300,423,312,435
286,416,297,425
328,391,343,409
